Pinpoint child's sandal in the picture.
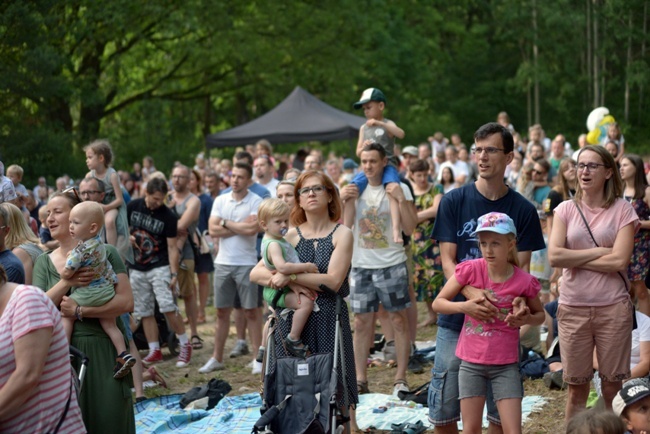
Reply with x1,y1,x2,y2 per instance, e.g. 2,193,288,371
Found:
284,336,308,358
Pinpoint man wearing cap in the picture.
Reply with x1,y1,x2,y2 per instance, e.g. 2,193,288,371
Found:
341,158,358,185
400,146,419,178
613,378,650,433
428,122,545,434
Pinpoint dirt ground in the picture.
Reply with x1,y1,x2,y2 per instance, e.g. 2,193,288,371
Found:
140,301,568,433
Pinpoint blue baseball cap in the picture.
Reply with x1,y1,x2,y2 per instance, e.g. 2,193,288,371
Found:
471,212,517,237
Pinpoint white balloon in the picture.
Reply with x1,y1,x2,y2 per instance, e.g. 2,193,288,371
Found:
586,107,609,131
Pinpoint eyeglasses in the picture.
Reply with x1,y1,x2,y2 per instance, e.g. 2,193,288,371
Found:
471,146,508,155
577,163,606,172
171,175,188,179
532,169,546,175
62,186,81,202
80,190,101,196
298,185,326,196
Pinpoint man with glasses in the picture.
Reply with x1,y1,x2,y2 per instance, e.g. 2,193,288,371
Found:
340,142,418,396
199,162,264,374
428,122,545,434
79,177,133,264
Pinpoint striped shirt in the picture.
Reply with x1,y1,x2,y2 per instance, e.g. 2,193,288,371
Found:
0,285,85,433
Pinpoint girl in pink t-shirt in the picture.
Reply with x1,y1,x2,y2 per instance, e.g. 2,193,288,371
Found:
433,212,545,434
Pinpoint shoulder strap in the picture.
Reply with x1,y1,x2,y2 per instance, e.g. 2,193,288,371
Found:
573,200,629,294
573,200,599,247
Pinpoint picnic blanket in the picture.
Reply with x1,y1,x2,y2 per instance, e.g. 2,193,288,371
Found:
135,392,548,433
135,393,261,434
355,393,548,430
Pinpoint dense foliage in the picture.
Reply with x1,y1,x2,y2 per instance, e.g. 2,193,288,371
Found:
2,0,649,185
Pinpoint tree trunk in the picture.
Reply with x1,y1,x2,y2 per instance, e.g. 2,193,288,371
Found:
593,0,600,108
533,0,540,124
640,1,647,121
587,0,592,107
625,12,632,123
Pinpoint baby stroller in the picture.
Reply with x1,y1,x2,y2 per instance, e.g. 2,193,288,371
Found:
69,345,90,396
253,287,350,434
132,303,179,356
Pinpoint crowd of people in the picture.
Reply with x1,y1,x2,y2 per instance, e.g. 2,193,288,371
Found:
0,86,647,433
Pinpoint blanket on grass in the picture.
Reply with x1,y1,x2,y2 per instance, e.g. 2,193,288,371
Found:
134,392,548,433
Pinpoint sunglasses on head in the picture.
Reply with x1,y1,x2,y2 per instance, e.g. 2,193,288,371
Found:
62,186,81,202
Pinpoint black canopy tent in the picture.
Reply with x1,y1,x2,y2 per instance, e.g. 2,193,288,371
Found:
205,86,366,148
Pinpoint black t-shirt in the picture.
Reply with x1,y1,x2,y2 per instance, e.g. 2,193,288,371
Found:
544,189,574,217
127,198,178,271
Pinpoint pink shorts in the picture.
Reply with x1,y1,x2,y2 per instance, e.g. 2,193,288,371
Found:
557,300,632,384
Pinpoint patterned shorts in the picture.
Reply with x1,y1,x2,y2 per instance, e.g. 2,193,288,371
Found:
349,262,410,313
130,266,177,317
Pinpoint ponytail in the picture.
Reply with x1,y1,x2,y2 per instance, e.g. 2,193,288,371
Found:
507,234,519,268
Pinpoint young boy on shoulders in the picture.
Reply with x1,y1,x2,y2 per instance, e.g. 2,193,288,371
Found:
344,87,405,243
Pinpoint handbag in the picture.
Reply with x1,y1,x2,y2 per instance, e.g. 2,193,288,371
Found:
573,199,637,328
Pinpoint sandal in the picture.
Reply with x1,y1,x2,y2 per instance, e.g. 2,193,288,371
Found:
357,380,370,395
191,335,204,350
197,314,206,324
284,336,308,358
147,366,167,388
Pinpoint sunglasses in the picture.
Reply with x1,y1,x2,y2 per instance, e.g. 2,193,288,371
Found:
62,186,81,202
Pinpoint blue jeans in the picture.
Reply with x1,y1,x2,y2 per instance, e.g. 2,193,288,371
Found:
428,326,503,426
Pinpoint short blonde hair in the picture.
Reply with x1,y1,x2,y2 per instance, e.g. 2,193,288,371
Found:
71,201,105,230
258,198,290,225
6,164,23,178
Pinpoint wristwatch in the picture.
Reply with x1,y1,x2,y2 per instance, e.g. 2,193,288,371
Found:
170,272,178,278
221,219,228,228
290,273,297,281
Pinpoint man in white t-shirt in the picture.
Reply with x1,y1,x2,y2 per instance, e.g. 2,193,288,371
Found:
437,145,469,185
340,142,417,396
199,162,264,375
253,155,279,197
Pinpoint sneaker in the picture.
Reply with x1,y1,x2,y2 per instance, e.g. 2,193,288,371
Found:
255,347,265,364
252,360,263,375
175,342,192,368
392,380,410,397
142,349,163,367
113,352,136,379
383,340,396,362
199,357,225,373
230,340,249,358
407,354,424,374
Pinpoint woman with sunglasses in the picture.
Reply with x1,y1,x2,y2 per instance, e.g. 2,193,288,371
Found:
250,170,358,431
32,189,135,433
549,145,639,422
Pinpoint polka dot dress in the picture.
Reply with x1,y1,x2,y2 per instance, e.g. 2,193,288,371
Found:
272,224,358,408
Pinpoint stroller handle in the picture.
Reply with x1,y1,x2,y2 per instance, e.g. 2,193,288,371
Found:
69,345,90,366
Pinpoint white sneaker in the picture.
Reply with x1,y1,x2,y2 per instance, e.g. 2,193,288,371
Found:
198,357,225,373
252,360,263,375
230,340,249,358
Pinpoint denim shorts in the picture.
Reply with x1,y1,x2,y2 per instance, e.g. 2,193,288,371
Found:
459,361,523,401
428,327,503,426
